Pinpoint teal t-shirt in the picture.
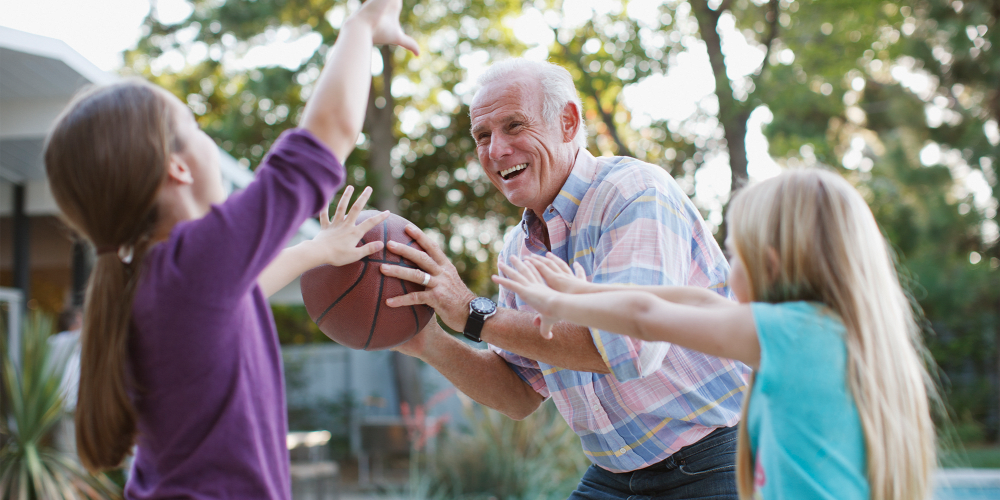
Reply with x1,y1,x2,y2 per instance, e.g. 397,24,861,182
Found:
747,301,868,500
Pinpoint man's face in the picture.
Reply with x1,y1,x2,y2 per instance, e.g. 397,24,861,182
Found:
470,75,576,215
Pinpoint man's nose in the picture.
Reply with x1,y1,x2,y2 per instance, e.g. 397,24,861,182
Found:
489,132,513,161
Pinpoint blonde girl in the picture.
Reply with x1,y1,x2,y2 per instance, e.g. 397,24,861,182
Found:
494,168,936,500
43,0,417,497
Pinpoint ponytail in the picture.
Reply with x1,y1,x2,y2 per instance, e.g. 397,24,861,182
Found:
44,80,179,471
75,252,140,470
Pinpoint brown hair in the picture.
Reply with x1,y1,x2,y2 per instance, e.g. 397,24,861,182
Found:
44,80,182,471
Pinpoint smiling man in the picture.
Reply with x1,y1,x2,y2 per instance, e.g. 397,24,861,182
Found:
382,58,751,499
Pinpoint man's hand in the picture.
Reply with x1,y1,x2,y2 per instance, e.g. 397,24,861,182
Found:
380,225,477,331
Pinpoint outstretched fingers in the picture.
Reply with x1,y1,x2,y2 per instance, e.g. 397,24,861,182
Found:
345,186,374,225
356,209,390,234
331,185,356,224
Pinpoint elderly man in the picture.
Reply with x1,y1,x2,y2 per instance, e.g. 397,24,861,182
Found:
382,58,750,499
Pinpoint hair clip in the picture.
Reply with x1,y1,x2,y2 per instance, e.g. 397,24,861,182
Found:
117,245,135,265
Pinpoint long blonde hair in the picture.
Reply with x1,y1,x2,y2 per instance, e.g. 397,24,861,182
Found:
726,169,936,500
44,80,182,471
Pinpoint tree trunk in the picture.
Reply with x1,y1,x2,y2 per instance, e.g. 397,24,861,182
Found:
365,45,425,424
365,45,399,212
691,0,751,193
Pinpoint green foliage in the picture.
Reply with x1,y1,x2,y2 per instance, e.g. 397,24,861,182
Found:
272,304,328,344
0,312,120,500
415,400,589,500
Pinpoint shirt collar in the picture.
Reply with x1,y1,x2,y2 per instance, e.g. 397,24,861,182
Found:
519,148,601,230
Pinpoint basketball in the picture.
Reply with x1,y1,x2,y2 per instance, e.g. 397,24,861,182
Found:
300,211,434,350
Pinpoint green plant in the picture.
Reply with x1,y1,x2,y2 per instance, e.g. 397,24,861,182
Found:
0,311,120,499
418,399,590,500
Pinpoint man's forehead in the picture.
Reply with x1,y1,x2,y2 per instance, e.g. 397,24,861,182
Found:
470,79,537,125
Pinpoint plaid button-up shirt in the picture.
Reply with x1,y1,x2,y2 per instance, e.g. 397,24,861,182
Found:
492,148,751,473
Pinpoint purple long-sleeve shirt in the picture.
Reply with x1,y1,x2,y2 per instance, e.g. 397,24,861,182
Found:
127,129,343,499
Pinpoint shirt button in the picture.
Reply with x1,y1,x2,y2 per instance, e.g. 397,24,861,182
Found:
619,447,628,454
592,402,601,412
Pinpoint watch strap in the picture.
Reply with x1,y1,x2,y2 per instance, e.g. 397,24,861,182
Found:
463,313,486,343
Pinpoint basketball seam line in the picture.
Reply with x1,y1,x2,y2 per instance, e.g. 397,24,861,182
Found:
315,260,368,326
361,257,419,266
363,220,389,351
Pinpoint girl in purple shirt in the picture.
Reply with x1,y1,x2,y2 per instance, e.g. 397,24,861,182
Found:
43,1,417,497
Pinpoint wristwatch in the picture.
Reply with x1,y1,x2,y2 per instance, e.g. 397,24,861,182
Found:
463,297,497,343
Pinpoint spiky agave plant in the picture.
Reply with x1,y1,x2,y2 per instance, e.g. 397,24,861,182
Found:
0,311,121,499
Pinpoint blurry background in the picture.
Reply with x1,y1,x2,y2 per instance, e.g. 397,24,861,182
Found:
1,0,998,497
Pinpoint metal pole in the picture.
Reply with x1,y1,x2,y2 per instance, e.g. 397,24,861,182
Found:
12,184,30,305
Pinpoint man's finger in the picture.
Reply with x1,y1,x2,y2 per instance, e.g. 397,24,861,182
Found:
573,262,587,279
386,241,440,273
403,225,450,265
380,263,430,285
386,290,433,308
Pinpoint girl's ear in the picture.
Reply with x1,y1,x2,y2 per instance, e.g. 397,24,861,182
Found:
166,153,194,185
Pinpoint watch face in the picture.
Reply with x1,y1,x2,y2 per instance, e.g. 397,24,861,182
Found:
471,297,496,315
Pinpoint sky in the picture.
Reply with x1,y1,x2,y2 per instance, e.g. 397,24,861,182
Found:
3,0,990,238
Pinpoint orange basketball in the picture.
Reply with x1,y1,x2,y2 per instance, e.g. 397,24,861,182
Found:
300,211,434,350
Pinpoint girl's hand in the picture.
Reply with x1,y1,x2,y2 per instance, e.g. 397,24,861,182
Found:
308,185,389,267
351,0,420,55
492,258,564,339
525,253,591,294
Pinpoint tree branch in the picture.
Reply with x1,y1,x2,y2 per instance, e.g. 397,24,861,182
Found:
557,39,635,158
752,0,781,79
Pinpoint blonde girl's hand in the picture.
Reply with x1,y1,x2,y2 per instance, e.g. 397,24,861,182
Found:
310,186,389,267
351,0,420,55
492,258,563,339
525,253,591,294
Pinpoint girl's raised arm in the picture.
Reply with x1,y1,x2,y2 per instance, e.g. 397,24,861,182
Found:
300,0,418,160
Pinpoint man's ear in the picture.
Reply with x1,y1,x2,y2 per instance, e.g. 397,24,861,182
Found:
166,153,194,185
560,101,581,144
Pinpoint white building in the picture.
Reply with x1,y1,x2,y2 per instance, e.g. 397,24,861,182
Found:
0,25,313,333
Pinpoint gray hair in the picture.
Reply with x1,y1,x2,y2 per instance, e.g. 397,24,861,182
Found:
475,58,587,148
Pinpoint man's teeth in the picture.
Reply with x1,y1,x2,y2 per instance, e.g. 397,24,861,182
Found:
500,163,527,179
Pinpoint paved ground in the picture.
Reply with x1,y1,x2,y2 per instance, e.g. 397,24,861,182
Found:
294,467,1000,499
